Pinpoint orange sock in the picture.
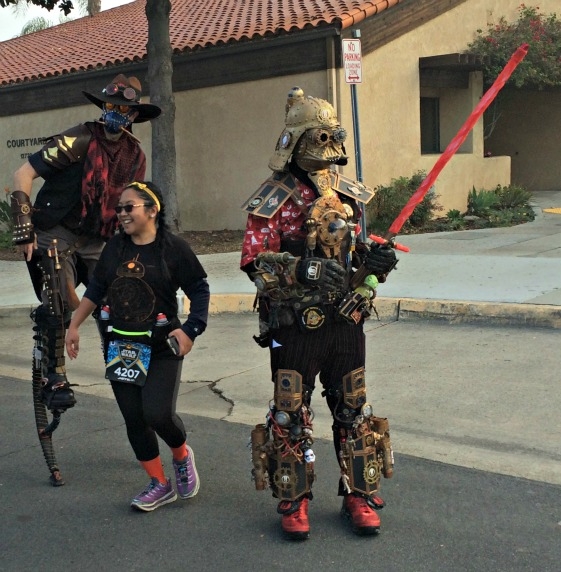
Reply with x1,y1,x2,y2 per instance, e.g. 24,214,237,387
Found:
140,456,166,484
171,443,188,462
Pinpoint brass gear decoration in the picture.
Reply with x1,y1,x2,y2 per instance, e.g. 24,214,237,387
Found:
274,466,297,492
363,460,380,485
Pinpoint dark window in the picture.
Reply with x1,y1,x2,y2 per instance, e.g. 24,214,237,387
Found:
420,97,440,154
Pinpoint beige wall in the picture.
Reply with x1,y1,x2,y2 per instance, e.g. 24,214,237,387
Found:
174,72,328,230
172,0,544,229
337,0,560,218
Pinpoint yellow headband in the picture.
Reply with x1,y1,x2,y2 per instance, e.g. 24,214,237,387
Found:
127,181,161,212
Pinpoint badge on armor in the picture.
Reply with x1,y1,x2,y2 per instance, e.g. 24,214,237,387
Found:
300,306,325,330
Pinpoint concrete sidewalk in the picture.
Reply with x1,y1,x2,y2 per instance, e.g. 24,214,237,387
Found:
2,190,561,327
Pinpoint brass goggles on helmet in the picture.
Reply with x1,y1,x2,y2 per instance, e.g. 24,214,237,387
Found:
307,127,347,147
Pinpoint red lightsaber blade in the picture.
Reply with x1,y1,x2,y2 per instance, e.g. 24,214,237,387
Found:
370,43,529,249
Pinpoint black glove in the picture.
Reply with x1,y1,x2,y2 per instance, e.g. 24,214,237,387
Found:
364,244,397,278
296,258,346,291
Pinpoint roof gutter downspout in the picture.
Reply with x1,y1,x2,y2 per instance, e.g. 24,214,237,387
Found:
325,31,340,122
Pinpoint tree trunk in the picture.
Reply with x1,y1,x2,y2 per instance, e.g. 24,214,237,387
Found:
145,0,179,232
87,0,101,16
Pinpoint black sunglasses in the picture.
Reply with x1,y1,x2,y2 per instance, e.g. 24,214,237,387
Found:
115,203,150,214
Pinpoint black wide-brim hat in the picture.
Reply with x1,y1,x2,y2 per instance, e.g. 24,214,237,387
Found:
82,73,161,123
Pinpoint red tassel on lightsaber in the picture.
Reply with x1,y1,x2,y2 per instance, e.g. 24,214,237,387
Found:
370,43,529,249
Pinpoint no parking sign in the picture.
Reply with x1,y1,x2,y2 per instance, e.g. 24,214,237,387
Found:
342,39,362,84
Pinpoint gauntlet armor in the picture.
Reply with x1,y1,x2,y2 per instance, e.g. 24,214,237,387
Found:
11,190,34,245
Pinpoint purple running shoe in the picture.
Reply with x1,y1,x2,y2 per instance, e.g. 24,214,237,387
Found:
131,477,177,512
173,445,200,499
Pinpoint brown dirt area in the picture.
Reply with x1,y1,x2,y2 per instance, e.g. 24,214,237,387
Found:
0,230,245,261
178,230,245,256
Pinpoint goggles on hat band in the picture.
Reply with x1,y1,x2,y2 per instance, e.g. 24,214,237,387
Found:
103,83,138,101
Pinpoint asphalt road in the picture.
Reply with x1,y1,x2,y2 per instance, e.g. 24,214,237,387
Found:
2,315,561,571
2,376,561,572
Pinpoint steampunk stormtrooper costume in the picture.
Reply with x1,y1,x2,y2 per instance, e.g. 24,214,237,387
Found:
242,87,397,540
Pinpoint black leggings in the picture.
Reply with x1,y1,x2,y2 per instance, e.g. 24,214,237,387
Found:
111,355,186,461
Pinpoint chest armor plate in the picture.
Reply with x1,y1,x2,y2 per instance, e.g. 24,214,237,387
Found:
305,194,350,258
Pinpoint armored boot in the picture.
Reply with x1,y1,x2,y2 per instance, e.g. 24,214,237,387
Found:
341,493,382,535
278,498,310,540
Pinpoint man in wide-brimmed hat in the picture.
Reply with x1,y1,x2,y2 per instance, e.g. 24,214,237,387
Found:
9,74,161,486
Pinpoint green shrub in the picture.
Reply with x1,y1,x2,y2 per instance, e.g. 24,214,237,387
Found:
366,177,534,235
366,170,442,234
0,196,15,249
446,209,462,221
493,184,532,209
466,186,500,216
0,196,11,232
466,5,561,90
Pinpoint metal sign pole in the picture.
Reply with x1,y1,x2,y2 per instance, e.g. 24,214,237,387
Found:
350,81,367,242
348,30,367,242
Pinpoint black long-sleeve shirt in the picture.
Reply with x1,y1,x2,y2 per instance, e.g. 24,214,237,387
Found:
84,232,209,341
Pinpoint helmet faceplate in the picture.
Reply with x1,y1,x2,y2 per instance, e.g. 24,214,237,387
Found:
269,87,347,172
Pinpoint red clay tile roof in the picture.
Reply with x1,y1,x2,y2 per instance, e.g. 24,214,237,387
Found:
0,0,400,86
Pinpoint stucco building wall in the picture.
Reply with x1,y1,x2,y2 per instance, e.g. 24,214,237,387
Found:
1,0,559,231
174,72,328,230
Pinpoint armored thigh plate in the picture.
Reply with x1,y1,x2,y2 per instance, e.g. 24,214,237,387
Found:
342,367,367,409
275,369,303,412
269,454,313,502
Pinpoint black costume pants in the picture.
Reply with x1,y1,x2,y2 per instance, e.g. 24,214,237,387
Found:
269,309,366,416
269,310,367,495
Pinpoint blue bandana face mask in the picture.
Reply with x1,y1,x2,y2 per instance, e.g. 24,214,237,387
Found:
102,109,133,134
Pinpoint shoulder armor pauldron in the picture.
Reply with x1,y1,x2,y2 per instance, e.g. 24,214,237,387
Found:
41,124,92,168
241,172,303,219
330,172,375,204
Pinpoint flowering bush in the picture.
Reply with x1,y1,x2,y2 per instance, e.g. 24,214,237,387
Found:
467,4,561,89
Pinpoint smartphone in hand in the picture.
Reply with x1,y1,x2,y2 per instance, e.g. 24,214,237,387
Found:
166,335,180,356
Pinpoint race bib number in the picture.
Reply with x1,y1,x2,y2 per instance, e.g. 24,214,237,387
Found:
105,340,151,386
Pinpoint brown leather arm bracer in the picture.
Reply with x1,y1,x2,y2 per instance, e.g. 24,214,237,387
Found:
11,190,35,245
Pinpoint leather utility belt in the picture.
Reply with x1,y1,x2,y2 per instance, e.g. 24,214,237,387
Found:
269,287,370,331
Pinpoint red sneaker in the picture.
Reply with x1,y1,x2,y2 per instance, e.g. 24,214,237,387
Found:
277,498,310,540
341,493,381,535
